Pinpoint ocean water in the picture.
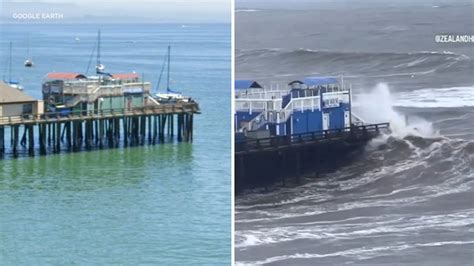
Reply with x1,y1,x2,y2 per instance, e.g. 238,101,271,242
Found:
235,1,474,265
0,23,231,264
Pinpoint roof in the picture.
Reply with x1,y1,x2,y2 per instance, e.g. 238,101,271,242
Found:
112,73,140,80
46,72,87,80
303,77,338,86
288,80,304,85
0,81,37,104
235,80,263,90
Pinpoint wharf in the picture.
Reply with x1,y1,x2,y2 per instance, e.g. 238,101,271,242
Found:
0,102,199,158
235,123,389,192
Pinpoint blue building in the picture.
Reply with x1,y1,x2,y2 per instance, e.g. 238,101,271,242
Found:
235,77,355,137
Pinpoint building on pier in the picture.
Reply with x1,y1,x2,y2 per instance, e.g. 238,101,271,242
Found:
235,76,362,138
0,33,199,159
42,72,157,115
0,81,44,117
234,76,389,192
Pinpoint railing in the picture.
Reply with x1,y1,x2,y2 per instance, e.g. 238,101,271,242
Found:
235,95,322,115
236,85,287,94
64,83,152,107
122,82,152,93
285,96,320,112
0,102,200,125
236,89,290,100
62,82,98,94
245,110,288,132
65,86,123,106
351,113,366,126
247,112,267,131
235,98,283,113
235,123,390,153
238,96,321,132
61,80,150,93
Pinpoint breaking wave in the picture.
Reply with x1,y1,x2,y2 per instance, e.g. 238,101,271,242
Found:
236,84,474,261
236,134,474,264
394,86,474,108
354,83,437,138
236,48,470,77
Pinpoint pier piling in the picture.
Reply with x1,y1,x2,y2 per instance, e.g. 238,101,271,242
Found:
235,123,389,193
0,103,198,159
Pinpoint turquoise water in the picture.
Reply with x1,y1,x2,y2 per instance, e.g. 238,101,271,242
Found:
0,23,231,264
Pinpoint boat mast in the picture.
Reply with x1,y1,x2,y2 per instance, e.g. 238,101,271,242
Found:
85,40,96,75
167,45,170,91
27,34,30,58
97,29,101,74
9,41,12,83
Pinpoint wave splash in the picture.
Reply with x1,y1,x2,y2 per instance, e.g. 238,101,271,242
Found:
354,83,437,138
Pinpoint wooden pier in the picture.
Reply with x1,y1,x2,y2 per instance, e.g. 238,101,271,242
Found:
235,123,389,193
0,102,199,158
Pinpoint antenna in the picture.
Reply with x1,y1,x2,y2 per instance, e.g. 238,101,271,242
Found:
166,45,171,92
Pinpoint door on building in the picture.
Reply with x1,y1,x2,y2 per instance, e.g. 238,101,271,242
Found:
322,112,330,130
82,102,88,115
344,111,350,129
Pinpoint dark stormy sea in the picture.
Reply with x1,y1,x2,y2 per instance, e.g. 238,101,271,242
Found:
235,1,474,265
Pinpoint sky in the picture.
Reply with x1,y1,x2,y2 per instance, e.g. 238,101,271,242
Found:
1,0,230,23
236,0,472,9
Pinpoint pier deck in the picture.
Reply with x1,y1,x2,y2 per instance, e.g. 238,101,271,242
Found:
0,102,199,125
235,123,389,192
0,102,199,158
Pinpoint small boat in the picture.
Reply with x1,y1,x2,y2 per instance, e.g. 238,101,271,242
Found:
3,42,24,90
96,63,105,72
7,80,24,91
156,91,189,102
24,59,33,67
154,45,190,103
94,30,108,75
24,34,34,67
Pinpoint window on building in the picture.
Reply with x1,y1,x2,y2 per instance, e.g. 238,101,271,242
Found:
22,103,33,114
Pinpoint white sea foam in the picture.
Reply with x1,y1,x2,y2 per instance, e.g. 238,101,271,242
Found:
237,240,474,265
236,209,474,249
393,57,429,68
394,86,474,108
237,234,264,247
235,9,260,13
354,83,437,138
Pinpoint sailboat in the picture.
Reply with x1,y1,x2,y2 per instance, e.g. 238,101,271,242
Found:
24,59,33,67
3,42,24,90
24,34,34,67
155,45,189,103
95,30,107,74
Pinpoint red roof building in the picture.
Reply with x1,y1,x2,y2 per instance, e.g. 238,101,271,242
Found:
46,72,87,80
